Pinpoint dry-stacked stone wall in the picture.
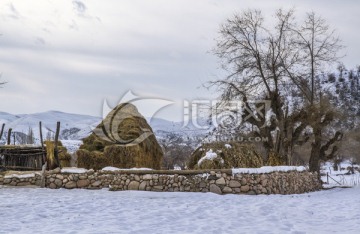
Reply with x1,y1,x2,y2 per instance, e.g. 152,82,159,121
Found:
0,169,322,195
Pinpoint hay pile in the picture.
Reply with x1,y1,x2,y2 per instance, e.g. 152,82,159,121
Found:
45,141,72,168
267,151,287,166
77,103,163,170
187,142,264,169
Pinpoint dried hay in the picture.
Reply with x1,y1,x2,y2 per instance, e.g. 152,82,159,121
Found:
267,151,287,166
45,141,72,168
45,141,56,170
77,103,163,170
188,142,264,169
77,149,109,170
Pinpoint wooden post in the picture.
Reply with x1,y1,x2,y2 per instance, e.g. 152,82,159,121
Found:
39,121,47,166
0,123,5,140
7,128,12,145
54,121,61,169
327,172,329,184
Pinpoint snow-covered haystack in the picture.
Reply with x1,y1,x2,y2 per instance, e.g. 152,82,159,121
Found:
187,142,263,169
77,103,163,170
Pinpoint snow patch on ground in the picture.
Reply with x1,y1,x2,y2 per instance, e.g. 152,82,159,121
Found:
0,187,359,233
232,166,307,174
321,161,360,187
224,144,232,149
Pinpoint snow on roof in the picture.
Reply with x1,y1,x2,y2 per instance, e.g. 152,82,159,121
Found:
232,166,307,174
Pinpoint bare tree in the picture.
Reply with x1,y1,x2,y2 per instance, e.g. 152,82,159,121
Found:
289,12,344,172
26,127,34,145
211,9,308,165
211,9,344,172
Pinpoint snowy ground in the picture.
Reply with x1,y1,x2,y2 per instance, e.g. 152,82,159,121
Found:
0,187,359,234
321,161,360,187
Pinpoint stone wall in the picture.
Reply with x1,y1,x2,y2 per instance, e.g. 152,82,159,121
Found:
0,169,322,195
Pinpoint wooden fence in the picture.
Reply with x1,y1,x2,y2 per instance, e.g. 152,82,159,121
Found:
0,146,45,170
0,121,61,171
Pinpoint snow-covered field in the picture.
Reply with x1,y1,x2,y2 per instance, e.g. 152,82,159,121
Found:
0,187,359,234
321,161,360,187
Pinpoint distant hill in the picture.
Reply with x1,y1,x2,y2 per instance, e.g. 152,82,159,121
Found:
0,111,208,145
0,111,101,144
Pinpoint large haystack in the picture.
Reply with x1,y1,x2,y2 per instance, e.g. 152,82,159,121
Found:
188,142,264,169
77,103,163,170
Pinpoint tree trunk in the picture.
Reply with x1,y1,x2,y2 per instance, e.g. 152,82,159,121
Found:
309,127,322,173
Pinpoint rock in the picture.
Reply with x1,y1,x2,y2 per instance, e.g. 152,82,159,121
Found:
139,181,147,190
53,168,61,174
49,183,57,189
3,178,11,184
153,185,164,191
261,188,267,194
77,179,90,188
54,179,62,187
229,180,241,188
222,186,233,193
199,181,207,188
142,174,152,180
17,182,30,186
128,181,140,190
79,175,88,180
134,175,140,181
65,181,77,189
92,181,102,187
240,178,247,186
261,179,268,187
241,185,250,192
215,177,226,185
247,190,256,195
209,184,222,195
234,188,241,193
56,175,64,180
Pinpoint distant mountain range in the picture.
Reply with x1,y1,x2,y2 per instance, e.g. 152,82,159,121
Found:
0,111,208,145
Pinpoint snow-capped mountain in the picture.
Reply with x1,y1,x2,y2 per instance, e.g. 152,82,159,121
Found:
0,111,208,145
0,111,101,143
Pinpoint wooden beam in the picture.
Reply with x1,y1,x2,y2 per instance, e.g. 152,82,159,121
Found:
39,121,47,166
0,123,5,140
7,128,12,145
54,121,61,168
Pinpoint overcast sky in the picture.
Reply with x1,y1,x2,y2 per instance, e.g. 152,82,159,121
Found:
0,0,359,121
